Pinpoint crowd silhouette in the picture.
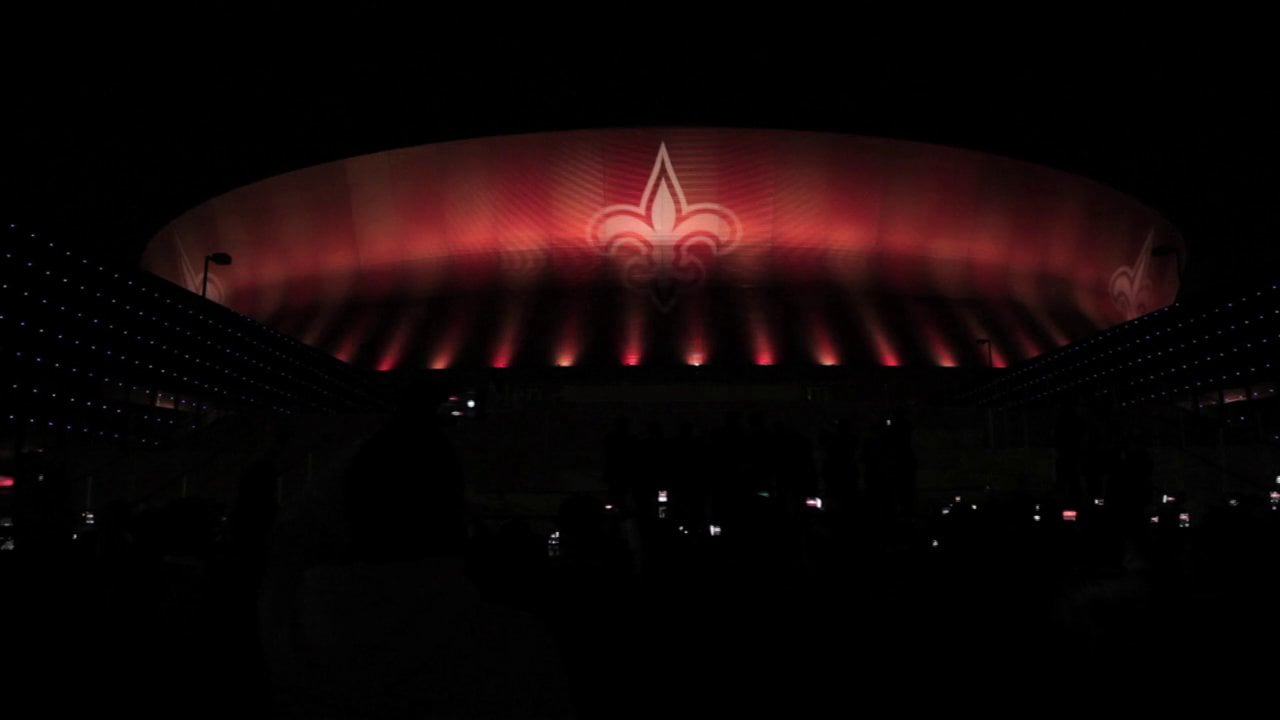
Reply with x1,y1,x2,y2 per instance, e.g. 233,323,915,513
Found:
4,401,1279,716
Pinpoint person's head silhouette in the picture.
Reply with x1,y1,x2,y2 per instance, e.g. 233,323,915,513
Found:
343,411,464,563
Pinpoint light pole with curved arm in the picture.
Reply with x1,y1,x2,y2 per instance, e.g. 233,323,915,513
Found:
202,252,232,299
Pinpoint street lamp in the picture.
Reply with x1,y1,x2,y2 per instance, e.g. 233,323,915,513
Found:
202,252,232,298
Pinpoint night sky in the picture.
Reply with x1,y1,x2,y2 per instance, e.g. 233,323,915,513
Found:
6,32,1276,301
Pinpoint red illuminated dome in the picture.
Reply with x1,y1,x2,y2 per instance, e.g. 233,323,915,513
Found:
141,129,1182,370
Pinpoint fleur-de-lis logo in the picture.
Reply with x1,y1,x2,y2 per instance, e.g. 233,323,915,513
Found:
588,143,742,310
1109,231,1154,320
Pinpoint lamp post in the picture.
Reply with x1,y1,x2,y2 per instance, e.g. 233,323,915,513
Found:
202,252,232,298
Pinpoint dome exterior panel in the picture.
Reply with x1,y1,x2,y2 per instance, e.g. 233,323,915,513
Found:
143,128,1182,369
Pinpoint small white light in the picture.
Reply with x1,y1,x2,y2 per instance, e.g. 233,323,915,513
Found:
466,399,476,408
709,524,721,537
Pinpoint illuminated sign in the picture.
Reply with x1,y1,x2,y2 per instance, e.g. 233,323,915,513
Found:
589,143,741,310
1109,231,1156,321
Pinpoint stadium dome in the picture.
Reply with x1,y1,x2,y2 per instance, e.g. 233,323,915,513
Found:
142,128,1182,370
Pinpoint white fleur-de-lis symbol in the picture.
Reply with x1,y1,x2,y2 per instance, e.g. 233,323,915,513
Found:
588,143,742,310
1109,231,1155,321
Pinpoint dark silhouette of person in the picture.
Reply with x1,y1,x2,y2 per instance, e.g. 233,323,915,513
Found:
215,457,282,707
635,420,665,524
602,417,638,513
266,411,573,718
1053,402,1085,506
555,493,631,577
477,517,549,614
1112,438,1154,533
670,421,701,522
11,453,74,559
862,418,893,523
884,411,917,519
820,418,859,520
548,492,636,715
773,418,818,508
710,412,749,531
